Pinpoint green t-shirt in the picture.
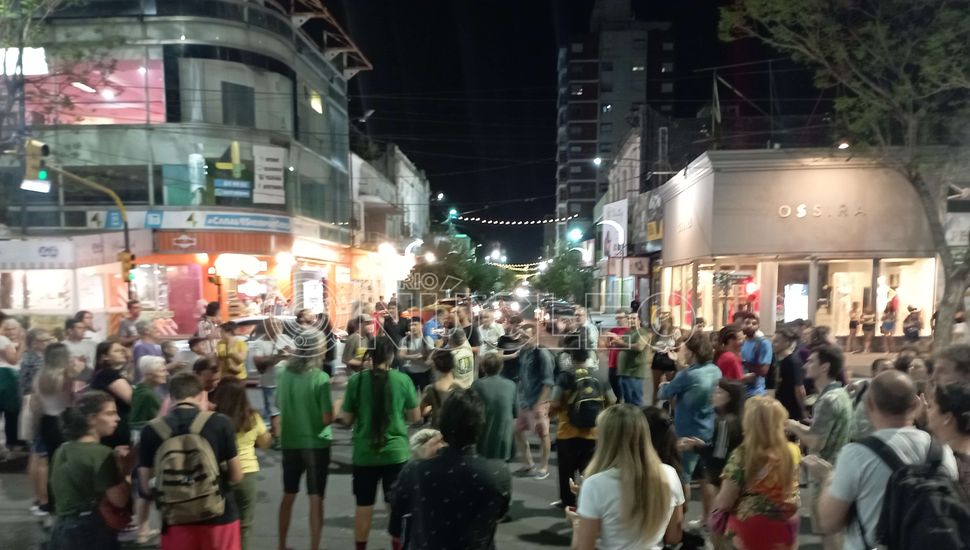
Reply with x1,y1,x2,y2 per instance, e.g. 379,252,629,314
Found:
342,368,419,466
129,383,162,428
275,363,334,449
51,441,122,516
618,328,651,378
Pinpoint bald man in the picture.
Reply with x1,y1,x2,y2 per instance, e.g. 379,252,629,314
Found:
804,370,958,550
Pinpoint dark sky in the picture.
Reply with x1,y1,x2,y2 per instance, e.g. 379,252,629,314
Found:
329,1,805,261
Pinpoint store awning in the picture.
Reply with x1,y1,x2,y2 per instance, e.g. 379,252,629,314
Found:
0,230,152,270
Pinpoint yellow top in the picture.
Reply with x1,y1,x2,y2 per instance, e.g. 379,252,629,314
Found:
216,338,249,380
236,412,267,474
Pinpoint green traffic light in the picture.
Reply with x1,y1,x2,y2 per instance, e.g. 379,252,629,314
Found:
37,169,48,180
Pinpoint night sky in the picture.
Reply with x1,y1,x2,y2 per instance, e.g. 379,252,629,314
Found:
330,1,808,261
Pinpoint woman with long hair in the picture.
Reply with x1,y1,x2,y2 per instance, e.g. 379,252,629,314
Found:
89,340,133,449
569,404,684,549
48,390,132,550
33,343,83,514
650,313,681,403
341,336,420,550
713,396,801,550
212,377,270,550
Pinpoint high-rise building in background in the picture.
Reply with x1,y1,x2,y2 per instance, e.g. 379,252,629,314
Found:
553,0,674,246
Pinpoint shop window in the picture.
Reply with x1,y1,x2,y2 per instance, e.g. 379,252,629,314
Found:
778,263,810,324
879,258,936,337
817,260,874,335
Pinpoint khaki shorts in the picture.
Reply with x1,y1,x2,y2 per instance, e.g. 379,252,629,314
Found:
515,402,550,438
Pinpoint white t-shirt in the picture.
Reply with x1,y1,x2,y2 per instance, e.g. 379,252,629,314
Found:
0,335,16,367
577,464,684,550
480,323,506,355
829,427,958,550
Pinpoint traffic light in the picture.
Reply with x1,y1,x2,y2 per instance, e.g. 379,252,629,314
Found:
118,250,136,282
22,139,51,192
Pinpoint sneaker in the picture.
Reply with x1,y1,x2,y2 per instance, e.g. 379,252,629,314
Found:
687,519,706,531
531,469,550,481
549,500,565,509
30,504,49,517
513,465,536,477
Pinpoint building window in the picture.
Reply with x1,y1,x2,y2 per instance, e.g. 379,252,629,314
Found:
569,125,582,136
660,104,673,112
632,65,645,72
601,103,613,113
633,38,646,49
662,41,674,51
569,203,582,213
600,122,613,133
601,61,613,71
599,143,612,153
571,42,584,53
570,63,583,75
309,89,324,114
661,62,674,73
570,145,582,152
221,82,255,127
570,165,582,174
570,184,582,193
661,82,674,93
570,84,584,96
601,80,613,92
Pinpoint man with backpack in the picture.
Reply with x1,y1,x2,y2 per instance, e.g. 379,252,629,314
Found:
806,370,963,550
138,372,242,550
549,344,615,509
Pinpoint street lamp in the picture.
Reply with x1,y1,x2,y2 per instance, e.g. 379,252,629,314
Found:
567,228,583,243
436,192,445,201
424,251,437,264
490,249,501,261
378,242,396,256
501,255,507,263
448,208,458,219
838,141,850,150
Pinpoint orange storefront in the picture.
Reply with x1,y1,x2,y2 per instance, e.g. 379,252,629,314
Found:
132,230,294,333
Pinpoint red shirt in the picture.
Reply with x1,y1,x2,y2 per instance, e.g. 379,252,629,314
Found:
608,327,629,370
716,351,744,380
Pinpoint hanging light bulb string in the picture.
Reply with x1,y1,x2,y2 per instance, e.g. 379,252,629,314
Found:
457,214,579,225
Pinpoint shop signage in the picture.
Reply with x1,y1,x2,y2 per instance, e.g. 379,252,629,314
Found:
144,210,164,229
253,145,287,205
214,179,252,199
203,213,292,232
154,231,293,255
602,199,628,258
172,234,198,249
777,203,865,219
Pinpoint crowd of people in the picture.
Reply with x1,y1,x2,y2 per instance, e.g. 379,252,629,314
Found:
1,296,970,550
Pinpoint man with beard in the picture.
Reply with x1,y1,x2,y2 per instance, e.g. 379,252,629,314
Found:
738,312,771,397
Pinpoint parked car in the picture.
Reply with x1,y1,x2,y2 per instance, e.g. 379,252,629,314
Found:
542,301,576,333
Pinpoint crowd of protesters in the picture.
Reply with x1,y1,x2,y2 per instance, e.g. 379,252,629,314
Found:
2,295,970,550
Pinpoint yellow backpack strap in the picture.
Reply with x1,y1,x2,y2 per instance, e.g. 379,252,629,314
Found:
149,417,173,440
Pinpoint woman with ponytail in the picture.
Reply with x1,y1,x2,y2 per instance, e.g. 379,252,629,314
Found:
713,396,801,550
927,380,970,495
341,336,420,550
568,404,685,549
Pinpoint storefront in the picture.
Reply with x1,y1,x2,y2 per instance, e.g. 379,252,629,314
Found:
0,230,153,333
292,236,353,325
659,150,938,336
144,230,294,331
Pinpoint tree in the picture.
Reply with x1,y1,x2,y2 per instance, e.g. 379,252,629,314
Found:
721,0,970,348
532,248,594,303
0,0,117,225
409,235,516,297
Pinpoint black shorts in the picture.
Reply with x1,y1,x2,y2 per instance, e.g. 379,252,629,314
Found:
352,462,405,507
849,320,859,330
651,354,677,372
282,448,331,495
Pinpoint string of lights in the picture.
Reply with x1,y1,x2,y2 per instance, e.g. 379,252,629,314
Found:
458,214,578,225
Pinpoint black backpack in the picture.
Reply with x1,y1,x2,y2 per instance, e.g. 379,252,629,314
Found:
568,367,605,429
855,436,970,550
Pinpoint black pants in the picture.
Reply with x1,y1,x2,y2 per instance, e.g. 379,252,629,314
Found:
41,414,65,513
49,512,119,550
557,437,596,507
1,407,20,447
608,368,621,403
406,370,431,393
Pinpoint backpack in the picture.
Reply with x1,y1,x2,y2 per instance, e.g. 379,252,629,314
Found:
568,366,605,429
855,436,970,550
149,411,225,526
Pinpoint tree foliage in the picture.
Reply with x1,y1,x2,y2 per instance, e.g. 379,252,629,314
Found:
411,235,517,296
721,0,970,347
532,248,594,303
